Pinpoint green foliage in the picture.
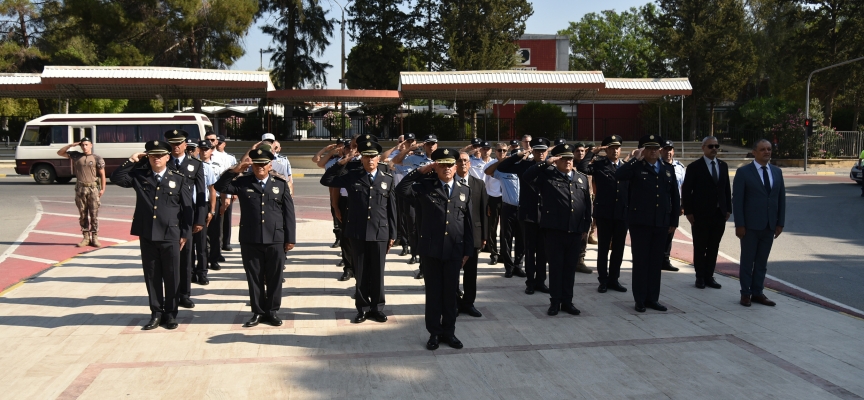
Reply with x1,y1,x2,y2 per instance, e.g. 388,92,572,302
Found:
514,102,570,138
260,0,335,89
441,0,533,71
738,97,798,134
404,112,460,140
0,98,39,116
71,99,128,114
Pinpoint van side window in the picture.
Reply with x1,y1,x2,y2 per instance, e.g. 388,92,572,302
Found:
20,126,67,146
96,125,137,143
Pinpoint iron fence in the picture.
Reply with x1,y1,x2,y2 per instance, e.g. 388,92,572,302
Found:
813,131,863,159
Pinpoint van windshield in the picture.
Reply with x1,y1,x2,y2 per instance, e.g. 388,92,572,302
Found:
19,125,67,146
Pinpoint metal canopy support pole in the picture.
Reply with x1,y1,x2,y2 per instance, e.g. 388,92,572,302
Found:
659,99,662,136
592,100,595,143
681,96,685,158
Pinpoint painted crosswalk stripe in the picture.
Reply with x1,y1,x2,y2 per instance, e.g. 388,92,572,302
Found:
42,212,133,223
8,254,59,264
30,230,126,243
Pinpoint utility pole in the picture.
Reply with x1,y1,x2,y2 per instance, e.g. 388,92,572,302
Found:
332,0,353,138
805,56,864,171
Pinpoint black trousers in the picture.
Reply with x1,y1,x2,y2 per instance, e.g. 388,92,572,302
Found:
459,248,480,307
629,224,667,303
691,210,727,279
396,193,413,246
544,229,580,305
208,195,225,264
484,196,502,256
177,231,194,300
139,238,180,318
337,196,354,273
240,243,285,314
193,227,208,277
595,217,628,283
521,221,547,288
424,255,461,336
330,205,340,241
499,203,524,270
221,201,233,248
348,238,386,312
407,199,419,257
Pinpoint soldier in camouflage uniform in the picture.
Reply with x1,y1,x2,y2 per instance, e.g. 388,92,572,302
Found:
57,137,106,247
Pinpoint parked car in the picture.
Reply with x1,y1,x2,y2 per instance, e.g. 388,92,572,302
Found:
851,159,863,185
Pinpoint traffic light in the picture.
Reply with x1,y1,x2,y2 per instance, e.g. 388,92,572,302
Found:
804,118,814,137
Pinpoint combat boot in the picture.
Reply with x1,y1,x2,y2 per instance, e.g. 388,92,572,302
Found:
76,232,91,247
90,234,102,248
575,257,593,274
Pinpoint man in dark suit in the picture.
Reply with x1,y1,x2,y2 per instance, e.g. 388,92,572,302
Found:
397,148,473,351
733,139,786,307
321,140,396,324
616,135,680,313
164,129,207,309
111,140,193,330
455,151,487,318
681,136,732,289
579,135,629,294
524,144,592,316
214,148,296,327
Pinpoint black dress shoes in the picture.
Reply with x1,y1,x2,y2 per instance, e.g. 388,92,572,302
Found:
426,334,439,350
191,275,198,283
645,301,667,312
635,302,647,313
561,303,581,315
331,239,341,248
244,314,263,327
695,277,706,289
367,310,388,323
217,255,226,262
525,286,535,295
339,270,354,281
337,260,345,267
607,281,628,292
209,262,221,271
408,255,418,265
222,245,233,252
705,277,722,289
547,303,560,316
504,269,514,278
459,306,482,318
534,284,550,294
179,298,195,309
661,262,679,272
512,267,527,278
195,276,210,286
415,269,424,280
439,335,463,349
489,255,498,265
352,311,366,323
143,317,161,330
399,246,409,256
162,316,179,330
597,282,608,293
267,313,283,326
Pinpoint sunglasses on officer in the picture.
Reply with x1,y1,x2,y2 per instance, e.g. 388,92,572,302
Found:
705,144,720,149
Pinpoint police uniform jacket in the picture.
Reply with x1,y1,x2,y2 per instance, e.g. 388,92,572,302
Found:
396,170,474,260
169,155,207,227
320,163,396,242
464,175,488,249
111,159,193,241
578,152,628,220
214,171,296,245
614,158,680,228
495,155,543,223
524,164,592,233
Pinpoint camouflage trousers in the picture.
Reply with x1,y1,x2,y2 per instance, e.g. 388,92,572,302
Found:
75,183,100,233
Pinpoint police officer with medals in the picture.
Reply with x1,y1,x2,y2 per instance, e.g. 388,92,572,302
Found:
321,140,396,324
215,148,297,327
396,148,473,351
615,135,680,313
111,140,193,330
524,143,592,315
578,135,630,294
164,129,207,309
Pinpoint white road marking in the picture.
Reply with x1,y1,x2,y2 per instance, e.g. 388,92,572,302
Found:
8,253,59,265
0,197,43,264
39,199,135,208
30,230,126,243
672,238,693,245
43,212,133,223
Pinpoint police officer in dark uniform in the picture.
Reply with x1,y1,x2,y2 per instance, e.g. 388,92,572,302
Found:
524,144,592,315
111,140,193,330
578,135,629,293
214,148,296,327
496,137,551,294
454,151,487,318
321,140,396,324
397,148,473,351
164,129,206,309
615,135,680,313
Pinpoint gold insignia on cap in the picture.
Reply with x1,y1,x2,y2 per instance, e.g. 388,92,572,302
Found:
564,145,570,149
258,150,263,155
366,142,371,147
649,135,654,140
154,140,159,146
173,130,178,134
443,149,449,155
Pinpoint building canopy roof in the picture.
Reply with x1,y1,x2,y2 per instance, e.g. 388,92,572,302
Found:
398,70,607,101
267,89,402,105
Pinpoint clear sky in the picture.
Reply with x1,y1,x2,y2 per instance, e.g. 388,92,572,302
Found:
231,0,649,88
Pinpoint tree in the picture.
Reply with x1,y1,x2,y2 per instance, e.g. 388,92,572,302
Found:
647,0,756,137
557,5,658,78
515,102,570,138
346,0,412,90
259,0,334,89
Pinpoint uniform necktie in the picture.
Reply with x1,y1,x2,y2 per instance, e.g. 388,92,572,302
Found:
460,178,467,185
259,180,266,190
445,183,451,198
369,173,374,183
761,166,771,193
174,159,180,169
156,174,162,184
711,160,718,183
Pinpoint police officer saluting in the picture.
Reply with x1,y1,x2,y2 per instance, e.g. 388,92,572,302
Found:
615,135,680,313
111,140,193,330
215,148,297,327
397,148,473,351
523,143,592,315
321,140,396,324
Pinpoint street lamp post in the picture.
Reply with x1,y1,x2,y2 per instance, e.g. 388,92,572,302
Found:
332,0,353,138
804,56,864,171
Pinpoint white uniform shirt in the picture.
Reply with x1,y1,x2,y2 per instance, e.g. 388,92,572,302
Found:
483,159,503,197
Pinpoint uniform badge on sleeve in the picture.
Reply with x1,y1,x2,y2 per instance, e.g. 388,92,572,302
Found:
273,187,280,194
459,193,466,202
666,171,672,177
577,177,583,184
381,182,388,190
187,164,194,172
168,180,176,188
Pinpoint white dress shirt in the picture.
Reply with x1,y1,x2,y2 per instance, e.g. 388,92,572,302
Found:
753,160,774,188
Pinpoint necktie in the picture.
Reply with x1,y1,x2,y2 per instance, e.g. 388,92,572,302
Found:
445,183,451,198
174,159,180,169
761,166,771,193
259,180,265,190
156,174,162,184
460,178,467,185
711,160,718,183
369,174,374,182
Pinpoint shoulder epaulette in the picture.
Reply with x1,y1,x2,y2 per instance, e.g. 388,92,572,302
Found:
382,171,392,177
188,157,202,164
575,170,588,177
270,171,289,182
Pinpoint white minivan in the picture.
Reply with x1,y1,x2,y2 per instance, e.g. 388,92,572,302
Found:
14,113,213,184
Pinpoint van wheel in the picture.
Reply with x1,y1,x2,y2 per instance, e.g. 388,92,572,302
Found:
56,177,73,184
32,165,56,184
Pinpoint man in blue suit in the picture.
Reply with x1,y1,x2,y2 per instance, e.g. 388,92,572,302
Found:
732,139,786,307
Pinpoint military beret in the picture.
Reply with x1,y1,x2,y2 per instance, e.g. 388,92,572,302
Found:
550,143,575,158
249,148,275,164
530,137,551,150
431,148,457,164
164,129,188,144
638,134,663,148
572,142,587,148
79,137,92,143
145,140,171,155
358,140,383,156
601,135,622,147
